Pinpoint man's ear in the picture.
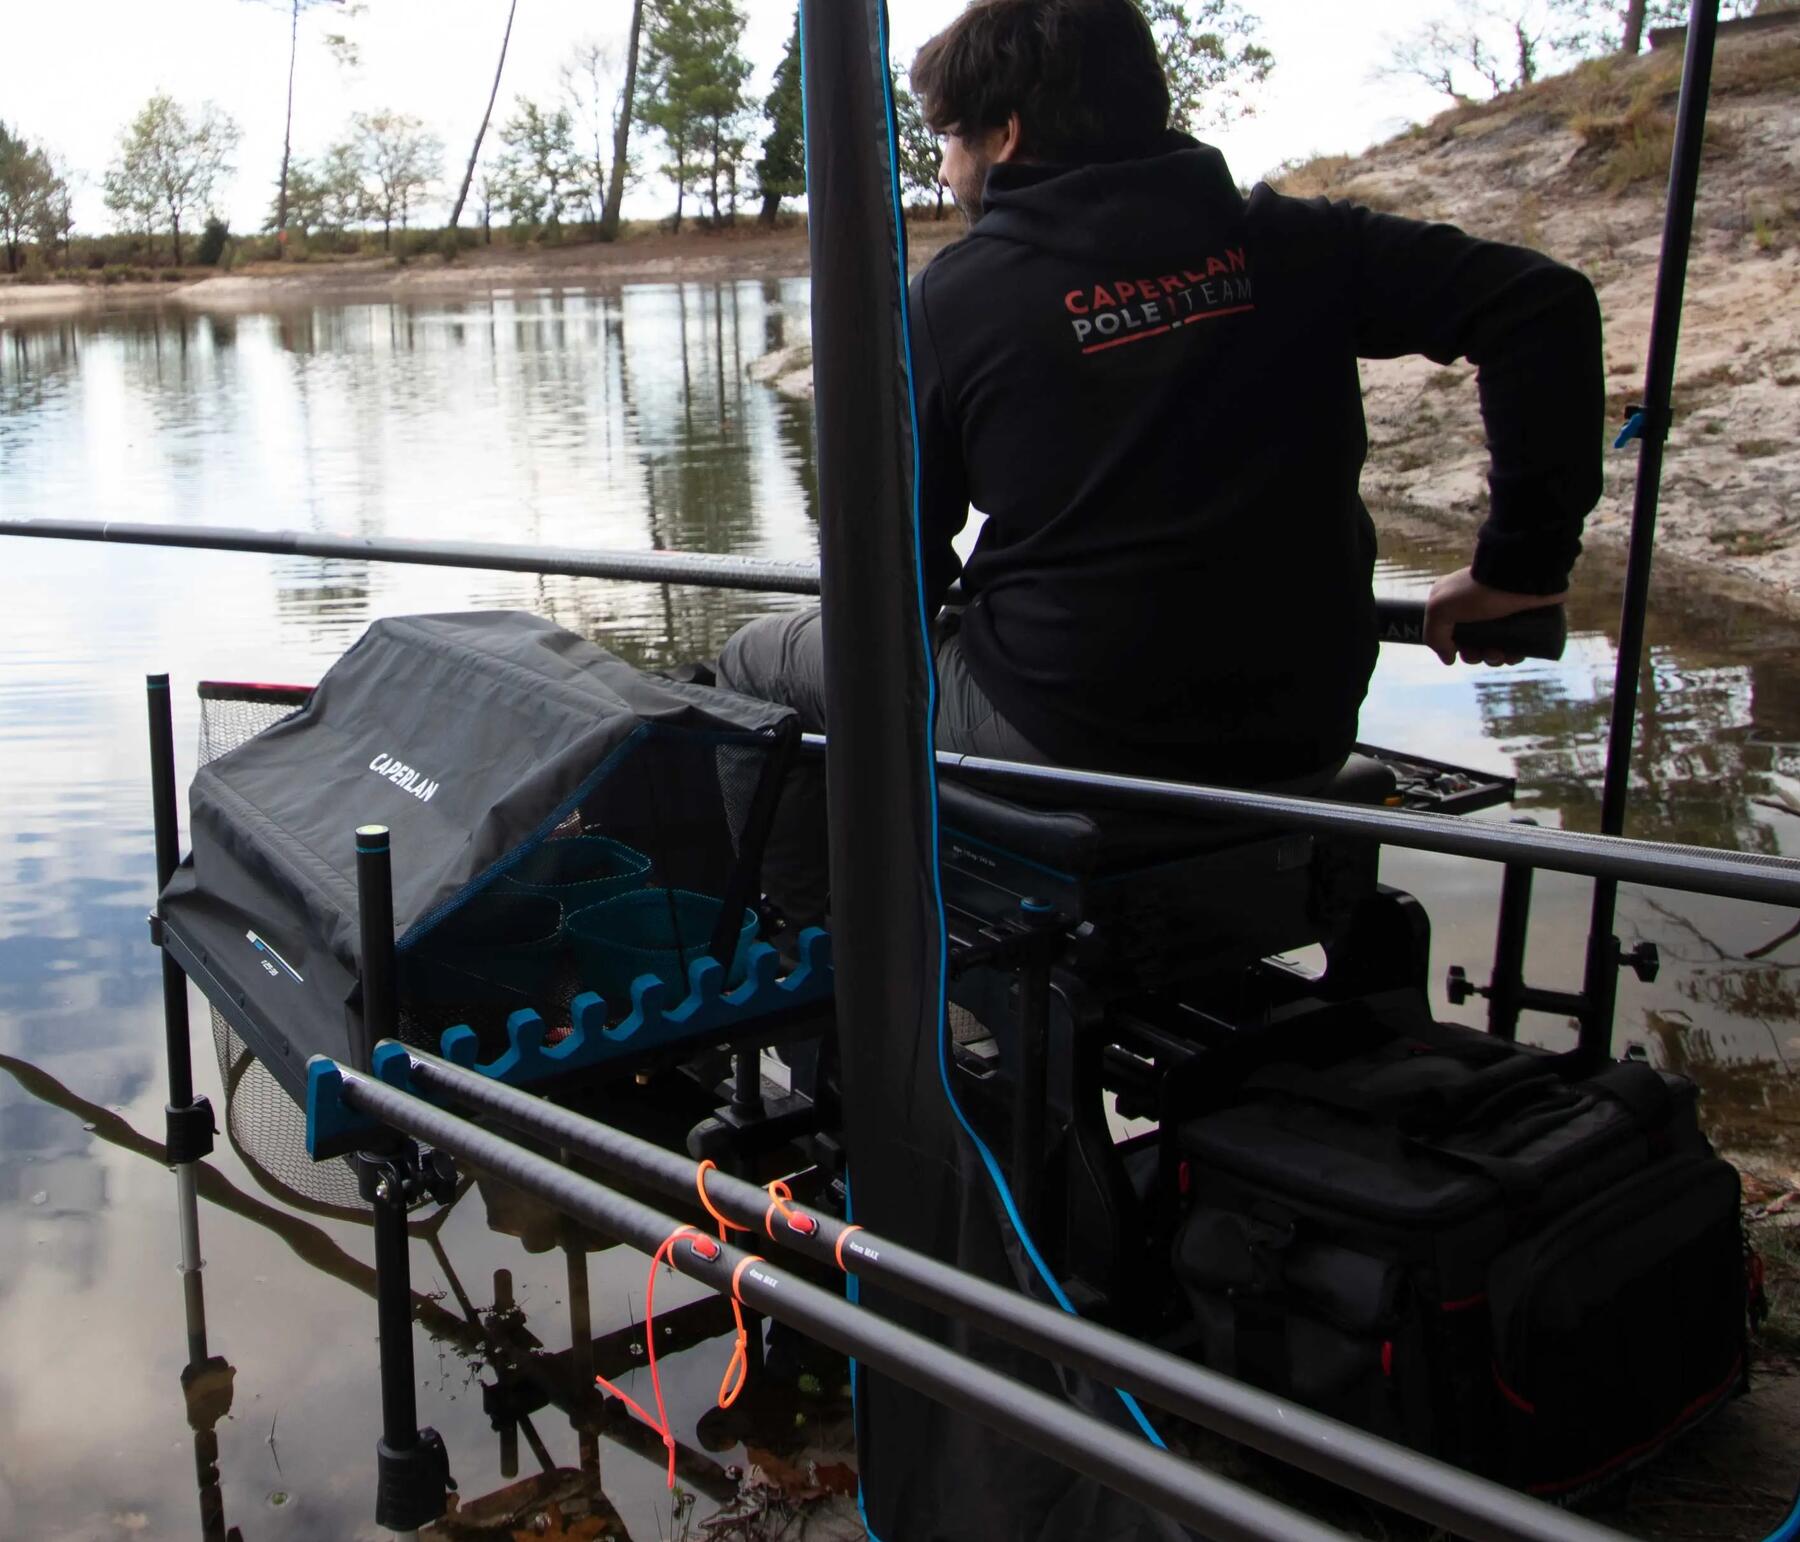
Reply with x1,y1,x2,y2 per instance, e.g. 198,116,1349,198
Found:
994,111,1025,164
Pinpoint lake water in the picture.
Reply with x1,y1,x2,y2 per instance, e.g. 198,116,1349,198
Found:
2,285,1797,1540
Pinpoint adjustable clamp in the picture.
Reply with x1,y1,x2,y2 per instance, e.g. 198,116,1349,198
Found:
1614,402,1674,450
1621,940,1661,984
165,1096,216,1165
353,1142,459,1211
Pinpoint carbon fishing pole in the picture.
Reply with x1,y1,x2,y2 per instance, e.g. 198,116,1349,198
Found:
321,1061,1351,1542
0,518,1569,661
0,518,823,596
383,1041,1630,1542
1580,0,1722,1053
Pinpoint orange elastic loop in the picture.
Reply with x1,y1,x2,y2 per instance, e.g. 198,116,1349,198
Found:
595,1224,701,1489
730,1252,765,1303
718,1329,750,1409
834,1223,866,1273
695,1159,751,1234
763,1177,817,1239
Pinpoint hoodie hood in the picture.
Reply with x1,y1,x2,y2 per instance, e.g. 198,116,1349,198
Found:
974,131,1246,265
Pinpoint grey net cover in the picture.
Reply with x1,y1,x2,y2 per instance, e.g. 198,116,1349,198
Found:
161,611,794,1088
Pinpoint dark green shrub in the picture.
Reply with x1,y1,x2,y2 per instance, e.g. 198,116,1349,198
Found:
197,217,230,266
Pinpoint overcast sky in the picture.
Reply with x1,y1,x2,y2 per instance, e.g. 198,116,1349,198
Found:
2,1,1460,236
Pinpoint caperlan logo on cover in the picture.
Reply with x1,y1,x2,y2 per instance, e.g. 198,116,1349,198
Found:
368,752,440,803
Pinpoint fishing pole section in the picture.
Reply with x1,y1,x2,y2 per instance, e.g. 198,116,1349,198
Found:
0,518,1568,663
318,1040,1638,1542
307,1046,1656,1542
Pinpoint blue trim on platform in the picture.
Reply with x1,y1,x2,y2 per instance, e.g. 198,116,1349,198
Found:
304,927,834,1154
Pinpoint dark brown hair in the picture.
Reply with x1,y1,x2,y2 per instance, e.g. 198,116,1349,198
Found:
911,0,1170,164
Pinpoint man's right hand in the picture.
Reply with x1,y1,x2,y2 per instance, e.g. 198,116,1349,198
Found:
1424,567,1568,666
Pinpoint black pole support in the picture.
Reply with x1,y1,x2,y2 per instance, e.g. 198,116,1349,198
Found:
359,1145,451,1534
354,824,397,1075
1485,863,1534,1042
148,674,215,1160
1580,0,1721,1062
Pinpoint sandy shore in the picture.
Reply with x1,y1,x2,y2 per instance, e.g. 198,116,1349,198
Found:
0,220,967,323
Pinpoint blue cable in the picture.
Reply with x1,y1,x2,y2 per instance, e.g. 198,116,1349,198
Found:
870,0,1165,1454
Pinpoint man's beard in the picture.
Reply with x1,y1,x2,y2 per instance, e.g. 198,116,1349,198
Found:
950,157,991,227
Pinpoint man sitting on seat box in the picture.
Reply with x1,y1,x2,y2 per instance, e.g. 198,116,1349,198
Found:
718,0,1603,926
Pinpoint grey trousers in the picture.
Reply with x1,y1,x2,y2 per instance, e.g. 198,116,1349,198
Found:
717,607,1345,924
717,607,1049,924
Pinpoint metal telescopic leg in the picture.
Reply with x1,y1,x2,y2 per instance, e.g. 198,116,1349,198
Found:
1485,863,1535,1042
148,676,216,1165
565,1233,602,1479
150,675,234,1540
364,1151,448,1539
355,824,449,1537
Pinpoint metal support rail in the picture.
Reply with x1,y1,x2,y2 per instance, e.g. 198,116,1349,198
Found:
324,1062,1353,1542
857,739,1800,910
388,1042,1630,1542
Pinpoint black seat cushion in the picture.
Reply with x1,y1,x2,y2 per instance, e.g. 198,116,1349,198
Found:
938,755,1398,881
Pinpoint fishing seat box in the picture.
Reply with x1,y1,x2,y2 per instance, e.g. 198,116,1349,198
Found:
1170,1011,1746,1499
937,754,1398,987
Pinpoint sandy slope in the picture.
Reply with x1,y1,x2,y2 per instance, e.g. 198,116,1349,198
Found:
1307,24,1800,608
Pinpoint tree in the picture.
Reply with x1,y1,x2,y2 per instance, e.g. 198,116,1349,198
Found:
755,11,805,225
449,0,519,230
496,99,581,234
602,0,647,240
0,122,57,273
37,154,78,263
352,111,441,247
103,94,242,265
1134,0,1275,132
1389,0,1759,105
318,139,369,231
1385,4,1538,102
560,39,616,226
266,159,321,236
1548,0,1756,57
894,75,945,218
639,0,756,230
244,0,350,256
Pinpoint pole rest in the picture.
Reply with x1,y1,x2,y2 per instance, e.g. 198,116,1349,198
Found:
434,926,833,1088
306,929,834,1156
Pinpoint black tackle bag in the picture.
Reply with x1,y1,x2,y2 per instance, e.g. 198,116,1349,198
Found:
1171,1004,1746,1500
161,611,797,1089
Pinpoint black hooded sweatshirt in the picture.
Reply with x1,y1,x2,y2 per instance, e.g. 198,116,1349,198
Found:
907,134,1603,785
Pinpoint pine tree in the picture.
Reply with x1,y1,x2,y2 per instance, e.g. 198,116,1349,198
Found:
756,9,805,225
638,0,755,232
0,122,59,273
497,99,581,235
